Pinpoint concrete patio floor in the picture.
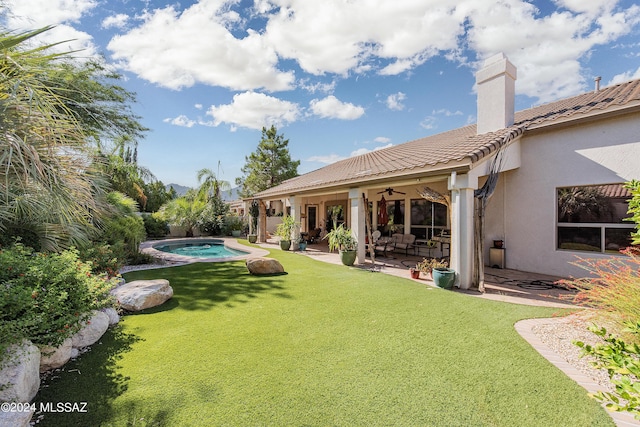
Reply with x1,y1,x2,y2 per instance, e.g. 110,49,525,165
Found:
263,239,578,309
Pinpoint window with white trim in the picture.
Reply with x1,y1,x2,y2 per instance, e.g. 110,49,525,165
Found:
556,184,633,253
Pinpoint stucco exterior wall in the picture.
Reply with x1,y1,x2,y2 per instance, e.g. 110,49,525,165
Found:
485,113,640,277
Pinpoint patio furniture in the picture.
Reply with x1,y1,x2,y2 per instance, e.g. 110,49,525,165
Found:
307,228,321,244
374,235,395,257
390,233,416,256
415,239,437,257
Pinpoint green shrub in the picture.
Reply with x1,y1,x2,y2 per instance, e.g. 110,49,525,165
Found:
0,244,118,367
626,180,640,245
222,214,245,235
575,321,640,419
79,243,123,278
143,213,169,238
102,214,146,262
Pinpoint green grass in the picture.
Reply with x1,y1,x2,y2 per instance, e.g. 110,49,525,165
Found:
34,244,613,426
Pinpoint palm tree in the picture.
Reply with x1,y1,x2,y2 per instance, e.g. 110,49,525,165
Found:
196,167,231,200
159,190,207,237
0,27,108,250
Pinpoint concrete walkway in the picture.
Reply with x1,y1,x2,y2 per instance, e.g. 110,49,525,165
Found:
275,239,576,308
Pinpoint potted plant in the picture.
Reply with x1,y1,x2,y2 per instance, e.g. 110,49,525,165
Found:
275,215,297,251
248,199,259,243
431,261,455,289
324,223,358,266
298,235,307,251
415,258,448,279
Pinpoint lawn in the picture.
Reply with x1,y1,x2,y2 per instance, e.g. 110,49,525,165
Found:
34,243,613,426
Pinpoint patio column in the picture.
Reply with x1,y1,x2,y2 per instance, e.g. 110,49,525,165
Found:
258,200,267,243
349,188,366,264
288,196,302,250
449,172,476,290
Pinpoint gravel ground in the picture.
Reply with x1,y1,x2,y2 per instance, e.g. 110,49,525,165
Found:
531,312,614,393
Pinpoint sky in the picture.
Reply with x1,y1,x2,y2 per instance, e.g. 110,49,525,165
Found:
2,0,640,188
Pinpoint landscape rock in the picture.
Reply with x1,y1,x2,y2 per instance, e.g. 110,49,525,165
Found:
101,307,120,325
0,409,33,427
39,338,72,372
71,311,109,349
0,340,40,403
246,257,285,275
111,279,173,312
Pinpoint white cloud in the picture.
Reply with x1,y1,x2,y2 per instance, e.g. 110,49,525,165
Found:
194,104,203,110
164,115,196,128
2,0,99,59
555,0,613,15
609,67,640,85
307,142,392,164
264,1,462,76
4,0,640,106
386,92,406,111
374,137,391,144
107,3,295,91
309,96,365,120
466,1,640,102
3,0,96,27
300,79,337,94
420,116,437,130
432,108,463,116
207,91,300,130
102,13,129,30
307,154,345,164
350,143,393,157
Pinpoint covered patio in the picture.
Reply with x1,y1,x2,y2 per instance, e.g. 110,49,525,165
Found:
259,236,577,309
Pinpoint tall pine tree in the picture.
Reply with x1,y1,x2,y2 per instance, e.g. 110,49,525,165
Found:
237,125,300,197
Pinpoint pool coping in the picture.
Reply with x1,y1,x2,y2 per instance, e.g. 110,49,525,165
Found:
140,237,269,263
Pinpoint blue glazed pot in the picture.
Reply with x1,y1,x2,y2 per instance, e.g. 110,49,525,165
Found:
432,268,455,289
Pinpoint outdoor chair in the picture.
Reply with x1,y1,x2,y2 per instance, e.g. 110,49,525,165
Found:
393,233,416,255
307,228,321,243
375,233,399,257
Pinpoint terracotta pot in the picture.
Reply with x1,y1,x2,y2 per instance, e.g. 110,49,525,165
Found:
410,269,420,279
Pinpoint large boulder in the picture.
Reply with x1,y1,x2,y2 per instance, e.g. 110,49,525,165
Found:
0,340,40,403
39,338,72,372
246,257,284,275
0,409,33,427
111,279,173,312
71,311,110,349
101,307,120,326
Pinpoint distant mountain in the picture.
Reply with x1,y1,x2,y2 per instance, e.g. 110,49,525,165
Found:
166,183,191,196
221,187,241,201
166,184,241,201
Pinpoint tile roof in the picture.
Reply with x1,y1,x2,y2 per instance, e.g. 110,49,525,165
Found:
256,79,640,198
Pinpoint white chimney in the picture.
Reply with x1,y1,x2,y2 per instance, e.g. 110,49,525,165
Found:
476,53,517,135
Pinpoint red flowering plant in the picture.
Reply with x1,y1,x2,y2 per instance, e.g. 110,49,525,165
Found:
558,247,640,331
0,243,118,368
557,180,640,419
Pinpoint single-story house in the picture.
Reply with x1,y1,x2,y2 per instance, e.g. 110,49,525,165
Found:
252,53,640,290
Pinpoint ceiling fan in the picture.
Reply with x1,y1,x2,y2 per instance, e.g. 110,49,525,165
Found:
377,187,406,196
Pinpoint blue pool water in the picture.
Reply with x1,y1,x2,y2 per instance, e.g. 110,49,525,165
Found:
153,241,248,258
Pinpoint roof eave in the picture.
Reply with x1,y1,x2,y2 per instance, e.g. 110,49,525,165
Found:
254,161,472,199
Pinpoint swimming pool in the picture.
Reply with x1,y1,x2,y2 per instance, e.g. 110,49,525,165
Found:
153,239,249,259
